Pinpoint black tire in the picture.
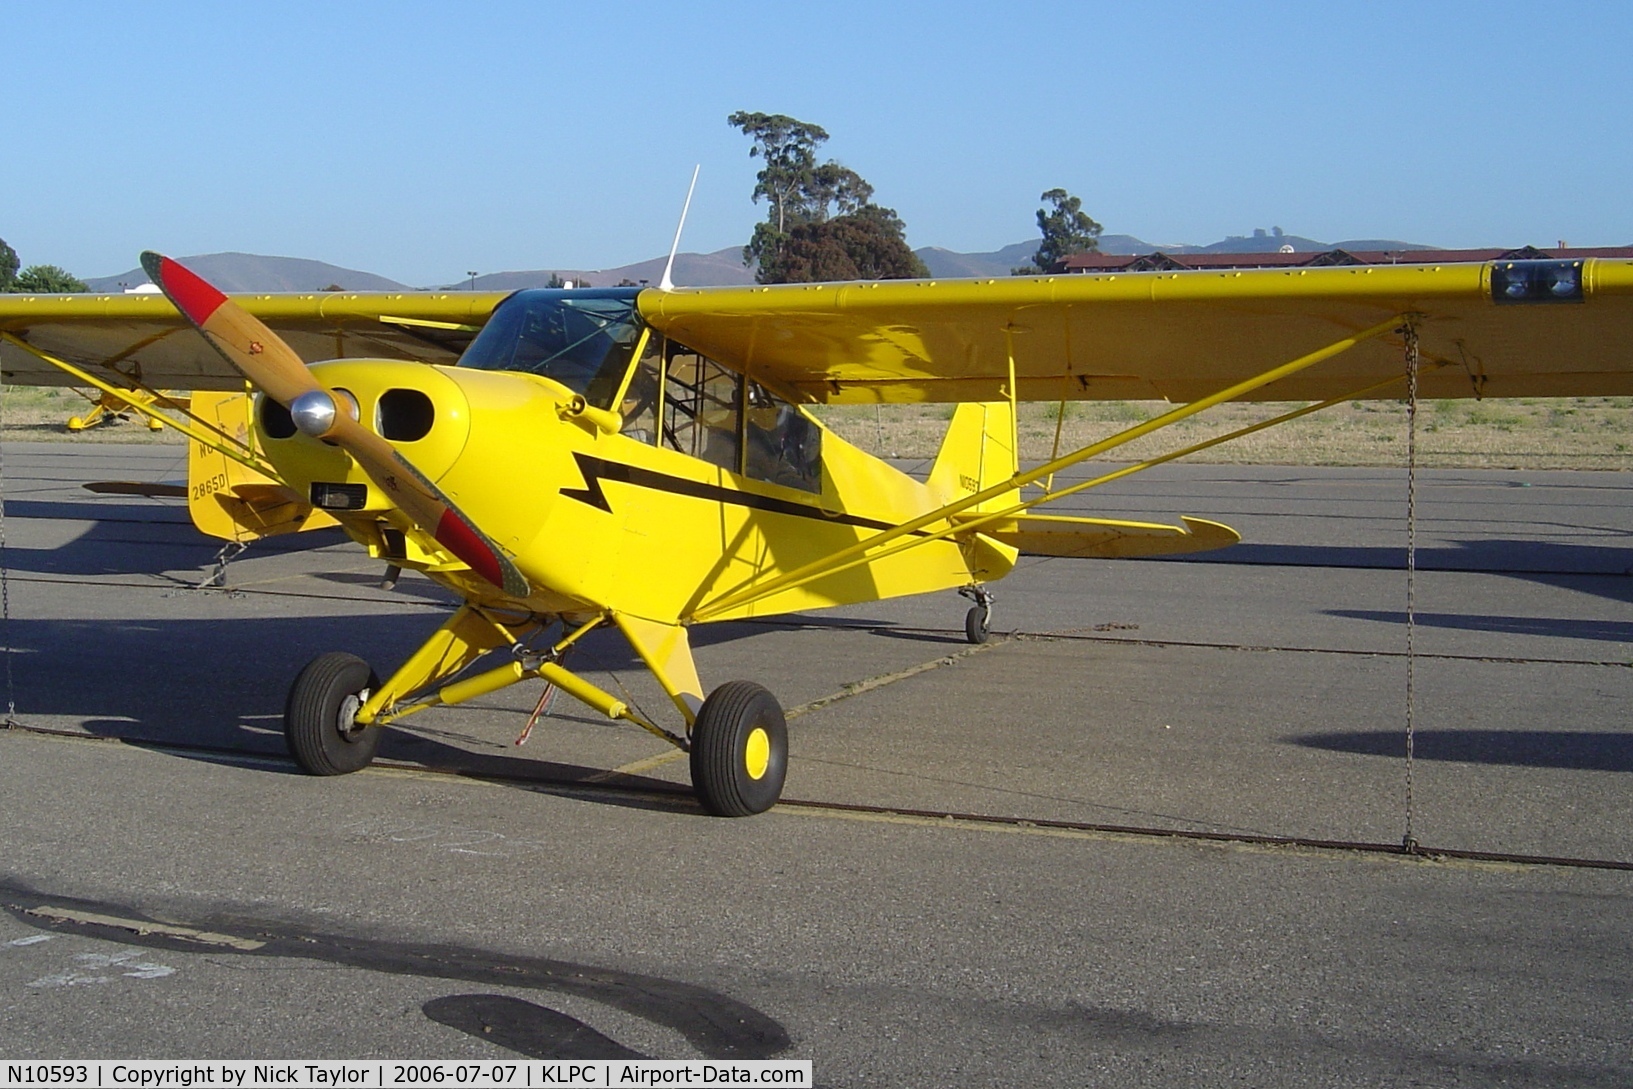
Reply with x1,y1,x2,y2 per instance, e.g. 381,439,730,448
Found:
285,651,382,776
965,604,991,645
689,681,787,817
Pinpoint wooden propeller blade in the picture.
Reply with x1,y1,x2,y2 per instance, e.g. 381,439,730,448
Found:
142,252,528,597
140,252,320,405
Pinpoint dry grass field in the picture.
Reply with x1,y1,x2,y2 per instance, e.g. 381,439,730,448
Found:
0,387,184,444
3,385,1629,470
816,397,1633,471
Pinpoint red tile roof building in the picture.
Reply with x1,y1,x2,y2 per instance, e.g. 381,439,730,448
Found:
1053,245,1633,274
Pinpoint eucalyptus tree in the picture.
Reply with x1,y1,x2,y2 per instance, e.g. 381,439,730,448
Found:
729,111,925,284
1014,189,1103,274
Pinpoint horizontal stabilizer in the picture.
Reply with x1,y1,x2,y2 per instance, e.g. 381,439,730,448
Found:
206,483,338,539
958,513,1239,559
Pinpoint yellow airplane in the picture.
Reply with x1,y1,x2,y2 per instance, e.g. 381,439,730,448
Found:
66,386,186,432
1,252,1629,814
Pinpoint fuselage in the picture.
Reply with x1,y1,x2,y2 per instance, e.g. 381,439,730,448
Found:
251,288,1011,624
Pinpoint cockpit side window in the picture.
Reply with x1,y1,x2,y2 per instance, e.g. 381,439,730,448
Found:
457,288,643,409
463,301,825,494
743,381,822,493
656,335,822,494
661,341,742,474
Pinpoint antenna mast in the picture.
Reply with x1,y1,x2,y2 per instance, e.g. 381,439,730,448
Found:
658,165,701,292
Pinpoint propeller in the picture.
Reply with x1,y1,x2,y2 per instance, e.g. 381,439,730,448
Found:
141,252,529,598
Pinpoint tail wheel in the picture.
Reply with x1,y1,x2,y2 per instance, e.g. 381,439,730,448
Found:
958,584,994,644
285,651,382,776
964,604,991,644
689,681,787,817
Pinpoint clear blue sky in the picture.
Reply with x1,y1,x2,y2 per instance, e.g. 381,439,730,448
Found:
3,1,1629,286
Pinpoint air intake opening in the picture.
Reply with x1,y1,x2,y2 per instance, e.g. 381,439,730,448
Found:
258,394,296,439
377,388,435,441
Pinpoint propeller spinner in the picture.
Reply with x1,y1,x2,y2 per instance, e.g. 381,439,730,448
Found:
141,252,529,597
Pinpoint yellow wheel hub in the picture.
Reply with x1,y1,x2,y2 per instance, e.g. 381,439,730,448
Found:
743,727,771,780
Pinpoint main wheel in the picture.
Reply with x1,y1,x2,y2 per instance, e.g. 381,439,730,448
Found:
689,681,787,817
964,604,990,644
285,651,382,776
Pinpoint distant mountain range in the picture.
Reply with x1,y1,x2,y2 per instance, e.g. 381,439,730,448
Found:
86,231,1438,294
84,253,412,294
915,232,1436,277
453,248,758,292
84,248,759,293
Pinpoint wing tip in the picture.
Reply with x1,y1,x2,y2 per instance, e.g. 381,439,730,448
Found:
1179,516,1242,548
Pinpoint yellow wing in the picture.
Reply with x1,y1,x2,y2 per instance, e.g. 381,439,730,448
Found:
10,258,1630,404
638,258,1633,403
0,290,510,390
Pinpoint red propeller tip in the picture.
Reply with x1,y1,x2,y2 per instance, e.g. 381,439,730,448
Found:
140,251,227,326
435,508,506,590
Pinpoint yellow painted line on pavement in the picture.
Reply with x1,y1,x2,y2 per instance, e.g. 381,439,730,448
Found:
25,906,267,950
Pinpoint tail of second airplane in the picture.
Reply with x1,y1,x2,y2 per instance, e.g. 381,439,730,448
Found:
186,391,337,541
927,401,1019,510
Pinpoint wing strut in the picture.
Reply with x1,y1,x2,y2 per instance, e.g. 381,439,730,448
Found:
691,314,1412,622
0,332,277,478
715,370,1418,607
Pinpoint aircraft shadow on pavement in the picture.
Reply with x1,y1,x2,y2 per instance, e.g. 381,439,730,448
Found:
1286,729,1633,772
862,626,969,645
0,878,789,1060
3,499,348,578
10,612,446,756
4,613,773,812
119,730,703,815
1213,537,1633,575
423,994,644,1059
6,499,196,524
7,613,793,740
1324,608,1633,643
376,731,701,815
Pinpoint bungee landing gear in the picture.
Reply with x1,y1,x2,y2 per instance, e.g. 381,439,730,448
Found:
280,633,794,819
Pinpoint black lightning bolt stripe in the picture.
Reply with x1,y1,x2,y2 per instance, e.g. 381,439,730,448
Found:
561,452,927,535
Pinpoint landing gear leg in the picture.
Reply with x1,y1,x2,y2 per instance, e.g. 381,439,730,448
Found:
958,584,994,644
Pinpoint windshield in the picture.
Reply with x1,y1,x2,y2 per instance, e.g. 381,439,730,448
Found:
458,288,644,409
